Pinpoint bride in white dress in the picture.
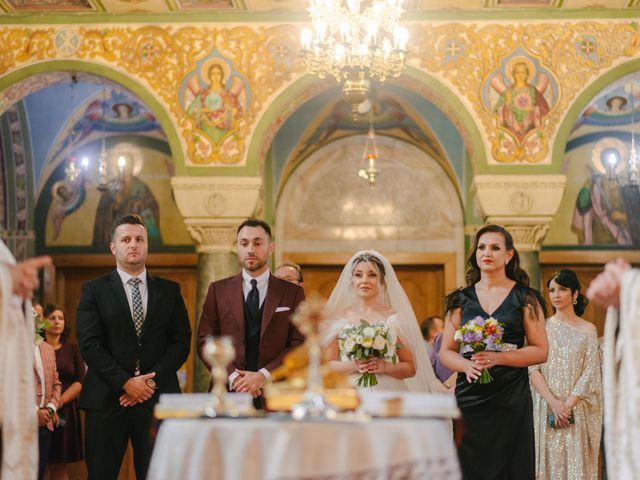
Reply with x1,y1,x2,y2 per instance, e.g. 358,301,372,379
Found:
323,250,444,393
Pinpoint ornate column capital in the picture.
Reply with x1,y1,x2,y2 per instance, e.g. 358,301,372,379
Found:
171,176,263,253
471,174,567,252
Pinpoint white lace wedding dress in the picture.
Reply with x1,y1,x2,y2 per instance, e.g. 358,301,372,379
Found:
337,314,410,392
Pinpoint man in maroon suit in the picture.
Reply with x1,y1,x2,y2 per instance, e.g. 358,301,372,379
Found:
197,219,305,404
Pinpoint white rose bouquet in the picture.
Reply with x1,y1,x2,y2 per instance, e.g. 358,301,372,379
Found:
338,320,399,388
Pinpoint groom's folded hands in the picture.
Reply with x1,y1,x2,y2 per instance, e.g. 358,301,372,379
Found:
232,369,267,398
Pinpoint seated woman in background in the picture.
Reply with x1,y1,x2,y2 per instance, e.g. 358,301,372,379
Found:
43,304,86,480
529,269,602,480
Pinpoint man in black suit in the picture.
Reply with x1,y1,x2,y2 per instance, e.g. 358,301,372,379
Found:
77,214,191,479
197,219,305,406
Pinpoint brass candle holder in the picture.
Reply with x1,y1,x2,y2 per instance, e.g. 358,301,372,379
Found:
290,295,337,420
202,335,237,417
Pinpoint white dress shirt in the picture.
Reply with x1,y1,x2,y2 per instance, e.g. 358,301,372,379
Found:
116,268,148,320
242,269,269,306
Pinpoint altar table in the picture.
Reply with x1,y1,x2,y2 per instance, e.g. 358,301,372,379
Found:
147,416,460,480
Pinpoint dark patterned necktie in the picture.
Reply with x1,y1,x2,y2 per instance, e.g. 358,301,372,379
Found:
246,278,260,338
127,277,145,336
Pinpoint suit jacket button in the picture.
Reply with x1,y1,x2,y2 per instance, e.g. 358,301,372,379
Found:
137,341,142,347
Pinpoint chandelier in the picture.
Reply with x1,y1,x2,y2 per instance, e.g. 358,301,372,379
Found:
300,0,409,120
358,111,380,186
64,79,128,191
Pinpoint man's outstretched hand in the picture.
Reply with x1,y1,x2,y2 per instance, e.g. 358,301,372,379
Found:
10,256,52,299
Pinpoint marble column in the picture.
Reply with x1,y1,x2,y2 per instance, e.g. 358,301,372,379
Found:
172,176,263,392
472,175,567,291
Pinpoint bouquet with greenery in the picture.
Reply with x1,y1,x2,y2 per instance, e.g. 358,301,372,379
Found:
338,320,399,388
454,315,504,384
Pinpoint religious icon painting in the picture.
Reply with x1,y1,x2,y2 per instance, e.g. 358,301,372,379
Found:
482,48,559,163
180,54,252,165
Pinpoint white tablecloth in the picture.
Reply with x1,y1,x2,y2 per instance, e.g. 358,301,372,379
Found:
148,416,460,480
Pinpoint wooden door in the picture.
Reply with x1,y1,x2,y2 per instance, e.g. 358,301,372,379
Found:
300,263,445,326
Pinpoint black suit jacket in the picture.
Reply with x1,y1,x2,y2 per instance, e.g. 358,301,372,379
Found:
197,273,305,375
77,270,192,411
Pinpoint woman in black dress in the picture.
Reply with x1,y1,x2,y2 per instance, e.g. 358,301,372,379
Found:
43,304,86,480
439,224,548,480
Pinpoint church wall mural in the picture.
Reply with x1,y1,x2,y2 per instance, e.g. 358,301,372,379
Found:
180,52,251,164
0,101,33,259
0,20,639,173
414,21,640,166
546,75,640,249
24,84,192,252
272,86,455,200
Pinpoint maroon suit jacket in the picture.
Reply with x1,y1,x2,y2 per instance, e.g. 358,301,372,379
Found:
197,272,305,375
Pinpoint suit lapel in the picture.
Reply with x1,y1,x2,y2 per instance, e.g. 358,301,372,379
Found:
142,271,158,337
228,273,245,336
261,274,281,337
108,270,137,337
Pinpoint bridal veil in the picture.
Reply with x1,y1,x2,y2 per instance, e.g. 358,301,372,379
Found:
324,250,446,394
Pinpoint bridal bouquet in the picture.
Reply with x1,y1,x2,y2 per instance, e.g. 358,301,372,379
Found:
339,320,398,388
454,316,504,384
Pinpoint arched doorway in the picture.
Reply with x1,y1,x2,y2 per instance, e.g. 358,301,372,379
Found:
275,135,464,319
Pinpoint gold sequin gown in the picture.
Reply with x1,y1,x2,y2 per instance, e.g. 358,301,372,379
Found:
530,317,603,480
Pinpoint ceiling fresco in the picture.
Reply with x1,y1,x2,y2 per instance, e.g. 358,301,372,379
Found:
0,0,634,14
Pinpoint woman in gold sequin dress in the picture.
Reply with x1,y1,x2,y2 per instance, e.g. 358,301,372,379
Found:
529,269,602,480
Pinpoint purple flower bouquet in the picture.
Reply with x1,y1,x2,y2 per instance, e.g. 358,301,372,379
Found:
454,316,504,384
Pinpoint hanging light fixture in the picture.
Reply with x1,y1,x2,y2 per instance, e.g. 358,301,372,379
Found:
64,78,128,191
97,81,109,188
300,0,409,120
358,111,379,186
64,75,81,182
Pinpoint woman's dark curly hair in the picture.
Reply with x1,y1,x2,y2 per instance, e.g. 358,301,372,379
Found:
547,269,589,317
465,224,530,287
444,224,547,319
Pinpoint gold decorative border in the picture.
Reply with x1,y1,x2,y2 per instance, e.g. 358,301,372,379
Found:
1,20,640,166
0,24,304,166
412,21,640,163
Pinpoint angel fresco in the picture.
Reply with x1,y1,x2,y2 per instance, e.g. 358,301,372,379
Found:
50,178,85,239
489,57,552,141
184,60,246,145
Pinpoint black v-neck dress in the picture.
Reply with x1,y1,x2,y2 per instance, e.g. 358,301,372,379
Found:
454,284,535,480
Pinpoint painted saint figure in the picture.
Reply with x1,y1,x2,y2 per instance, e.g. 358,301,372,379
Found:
92,156,161,248
491,60,551,140
187,63,244,144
